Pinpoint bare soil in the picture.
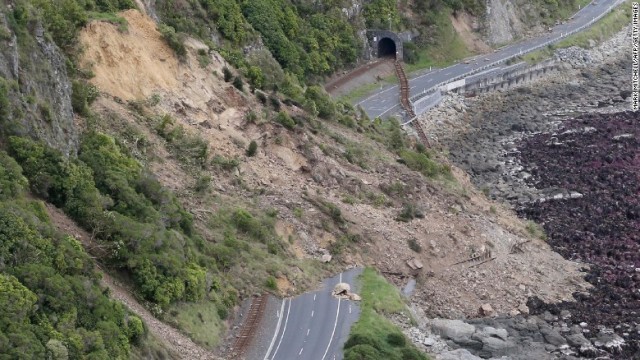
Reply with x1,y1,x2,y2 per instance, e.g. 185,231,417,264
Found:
450,12,492,54
325,59,396,98
77,8,593,353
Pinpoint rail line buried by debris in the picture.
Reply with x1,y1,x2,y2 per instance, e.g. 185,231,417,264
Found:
228,293,269,359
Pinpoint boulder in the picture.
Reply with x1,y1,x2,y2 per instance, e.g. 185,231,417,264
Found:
478,303,495,317
430,319,476,343
540,326,566,346
332,283,350,296
437,349,483,360
321,254,332,263
480,336,516,355
406,258,424,270
473,326,509,341
593,332,624,352
566,333,591,348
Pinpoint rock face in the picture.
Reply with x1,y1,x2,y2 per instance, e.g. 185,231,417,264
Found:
484,0,565,45
0,13,77,156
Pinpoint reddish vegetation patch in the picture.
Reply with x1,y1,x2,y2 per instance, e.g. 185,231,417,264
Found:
517,111,639,357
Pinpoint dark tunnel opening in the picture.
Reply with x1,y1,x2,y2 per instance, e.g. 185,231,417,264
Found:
378,37,397,58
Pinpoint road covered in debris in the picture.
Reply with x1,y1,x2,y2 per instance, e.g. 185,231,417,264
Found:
259,268,362,360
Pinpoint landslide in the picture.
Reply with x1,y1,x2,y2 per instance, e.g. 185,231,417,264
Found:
78,8,591,337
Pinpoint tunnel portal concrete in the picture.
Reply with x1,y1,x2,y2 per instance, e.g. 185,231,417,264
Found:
366,30,411,61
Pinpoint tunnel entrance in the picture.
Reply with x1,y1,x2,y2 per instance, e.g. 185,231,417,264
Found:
378,37,397,58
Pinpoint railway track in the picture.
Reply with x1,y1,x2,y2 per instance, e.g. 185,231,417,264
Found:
394,60,431,147
229,293,269,359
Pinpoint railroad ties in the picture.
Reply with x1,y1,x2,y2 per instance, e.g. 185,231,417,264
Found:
451,250,495,268
393,60,431,147
229,293,269,359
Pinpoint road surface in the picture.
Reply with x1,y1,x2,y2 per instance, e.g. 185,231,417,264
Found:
260,268,362,360
356,0,626,119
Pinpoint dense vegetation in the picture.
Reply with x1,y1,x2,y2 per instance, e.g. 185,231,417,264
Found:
7,133,239,309
0,151,145,358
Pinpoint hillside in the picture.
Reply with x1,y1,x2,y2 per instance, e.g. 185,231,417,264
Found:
0,0,601,359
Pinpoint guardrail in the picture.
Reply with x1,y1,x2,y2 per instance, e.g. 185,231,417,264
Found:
402,0,624,125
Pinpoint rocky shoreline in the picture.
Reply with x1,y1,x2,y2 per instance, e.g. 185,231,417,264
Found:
406,27,638,359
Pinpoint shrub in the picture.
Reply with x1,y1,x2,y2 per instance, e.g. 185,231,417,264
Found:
246,140,258,157
403,42,419,64
71,80,98,116
158,23,186,58
246,65,265,89
255,91,267,104
245,110,258,123
407,238,422,253
211,155,239,170
401,347,428,360
269,94,281,111
0,151,28,200
217,306,229,320
195,175,211,192
0,77,9,120
397,203,417,222
399,149,452,179
344,344,381,360
222,67,233,82
344,333,384,350
386,332,406,347
232,76,244,91
265,276,277,290
304,86,336,119
275,111,295,129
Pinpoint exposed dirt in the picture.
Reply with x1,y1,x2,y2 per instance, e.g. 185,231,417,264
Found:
78,8,593,354
325,58,396,98
450,12,492,54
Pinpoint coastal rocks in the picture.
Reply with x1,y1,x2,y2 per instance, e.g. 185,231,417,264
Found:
437,349,483,360
424,315,606,359
430,319,476,343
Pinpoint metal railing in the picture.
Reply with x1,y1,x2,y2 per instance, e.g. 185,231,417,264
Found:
401,0,624,124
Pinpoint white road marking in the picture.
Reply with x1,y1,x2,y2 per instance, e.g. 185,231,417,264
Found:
307,329,310,336
311,310,314,317
321,273,343,360
270,299,292,359
349,304,352,314
299,348,304,356
264,299,286,360
314,294,316,301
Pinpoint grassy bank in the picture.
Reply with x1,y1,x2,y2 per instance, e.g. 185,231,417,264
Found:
523,2,630,64
344,268,429,360
338,75,398,104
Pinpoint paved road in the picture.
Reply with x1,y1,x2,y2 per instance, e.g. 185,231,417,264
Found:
261,268,362,360
356,0,626,119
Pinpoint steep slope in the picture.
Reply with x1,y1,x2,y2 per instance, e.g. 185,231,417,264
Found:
78,9,591,326
42,202,221,360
